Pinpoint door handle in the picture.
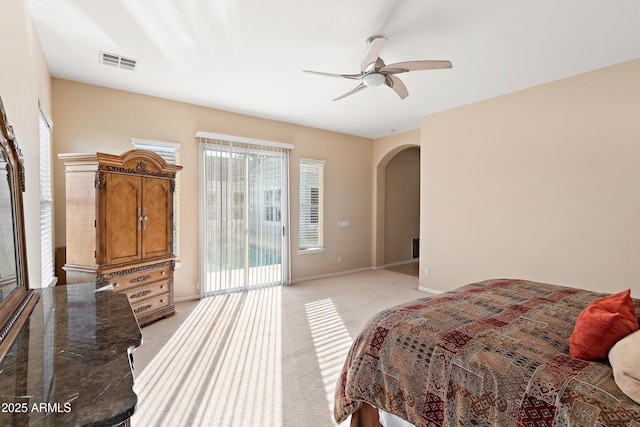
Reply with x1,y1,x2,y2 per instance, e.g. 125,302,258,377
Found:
142,207,148,230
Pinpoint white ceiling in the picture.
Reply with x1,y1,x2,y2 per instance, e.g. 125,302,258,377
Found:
28,0,640,139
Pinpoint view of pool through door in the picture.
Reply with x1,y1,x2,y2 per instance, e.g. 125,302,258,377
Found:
198,133,291,296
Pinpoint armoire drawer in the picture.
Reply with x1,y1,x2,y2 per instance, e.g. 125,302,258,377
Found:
109,265,171,292
125,280,171,304
131,293,171,318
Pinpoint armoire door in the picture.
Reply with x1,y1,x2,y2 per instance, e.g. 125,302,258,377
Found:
141,177,172,259
104,174,142,265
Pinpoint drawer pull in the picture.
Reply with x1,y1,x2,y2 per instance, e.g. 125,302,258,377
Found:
130,289,152,299
133,304,153,314
161,271,166,276
161,285,166,290
130,274,152,284
114,282,120,288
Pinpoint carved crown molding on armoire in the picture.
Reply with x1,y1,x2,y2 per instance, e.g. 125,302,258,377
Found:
59,149,183,326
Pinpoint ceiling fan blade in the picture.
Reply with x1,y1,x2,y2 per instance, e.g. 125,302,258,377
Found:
360,36,387,72
385,75,408,99
303,70,362,80
381,60,452,74
332,83,367,101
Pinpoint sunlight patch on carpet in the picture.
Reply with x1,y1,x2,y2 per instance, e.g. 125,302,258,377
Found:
132,287,282,426
304,299,353,415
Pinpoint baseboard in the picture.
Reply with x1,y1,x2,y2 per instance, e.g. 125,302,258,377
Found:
384,259,418,268
418,286,443,294
178,266,417,294
174,295,201,303
291,267,373,284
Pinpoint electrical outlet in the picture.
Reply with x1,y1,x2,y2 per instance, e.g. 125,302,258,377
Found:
424,268,430,277
338,256,342,262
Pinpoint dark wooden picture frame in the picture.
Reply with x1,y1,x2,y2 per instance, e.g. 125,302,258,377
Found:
0,96,39,361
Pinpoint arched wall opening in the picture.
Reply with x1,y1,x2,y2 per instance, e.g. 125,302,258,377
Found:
372,132,420,270
384,147,420,266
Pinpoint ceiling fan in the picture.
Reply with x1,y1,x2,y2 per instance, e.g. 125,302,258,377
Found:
303,36,452,101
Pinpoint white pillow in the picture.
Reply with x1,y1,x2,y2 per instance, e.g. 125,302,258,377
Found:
609,329,640,404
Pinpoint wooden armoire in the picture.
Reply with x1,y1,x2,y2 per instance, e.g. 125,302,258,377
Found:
59,150,182,326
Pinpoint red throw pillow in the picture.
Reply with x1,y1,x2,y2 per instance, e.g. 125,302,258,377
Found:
569,289,639,360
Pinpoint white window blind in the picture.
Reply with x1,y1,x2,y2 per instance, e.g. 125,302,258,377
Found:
131,138,181,259
299,158,324,252
39,107,55,287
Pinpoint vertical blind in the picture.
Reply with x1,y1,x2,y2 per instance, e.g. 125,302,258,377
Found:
299,158,325,251
198,132,291,295
39,108,55,287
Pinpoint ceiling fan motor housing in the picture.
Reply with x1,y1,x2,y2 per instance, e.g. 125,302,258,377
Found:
362,72,386,87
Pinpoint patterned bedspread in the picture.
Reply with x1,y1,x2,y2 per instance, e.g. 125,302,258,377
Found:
334,279,640,427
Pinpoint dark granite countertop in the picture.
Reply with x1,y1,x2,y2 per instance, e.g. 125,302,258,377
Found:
0,283,142,426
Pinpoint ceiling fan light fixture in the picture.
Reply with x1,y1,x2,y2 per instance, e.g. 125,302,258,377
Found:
362,72,386,87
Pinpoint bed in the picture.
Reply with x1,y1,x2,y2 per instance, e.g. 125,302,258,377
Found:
334,279,640,427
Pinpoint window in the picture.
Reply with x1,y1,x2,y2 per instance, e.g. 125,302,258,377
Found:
39,106,55,287
131,138,181,259
299,158,324,252
233,192,244,220
264,189,281,222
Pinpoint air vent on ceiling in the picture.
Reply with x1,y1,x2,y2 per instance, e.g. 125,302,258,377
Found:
100,51,138,71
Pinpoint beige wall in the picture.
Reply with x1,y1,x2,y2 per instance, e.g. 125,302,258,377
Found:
420,59,640,296
384,147,420,264
0,0,52,288
51,79,373,298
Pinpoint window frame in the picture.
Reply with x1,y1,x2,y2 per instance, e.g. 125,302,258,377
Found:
298,158,325,254
39,105,56,287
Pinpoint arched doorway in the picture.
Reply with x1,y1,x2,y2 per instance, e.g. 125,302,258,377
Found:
384,147,420,274
372,141,420,273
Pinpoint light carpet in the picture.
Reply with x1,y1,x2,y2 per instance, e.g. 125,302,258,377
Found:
131,269,429,427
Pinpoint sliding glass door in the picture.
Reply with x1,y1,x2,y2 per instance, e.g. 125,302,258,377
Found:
199,136,290,296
